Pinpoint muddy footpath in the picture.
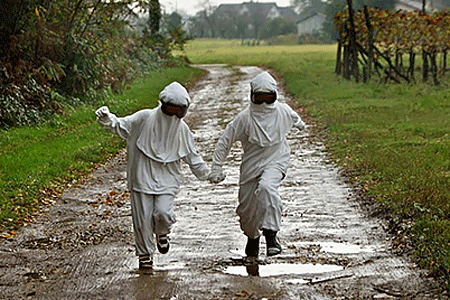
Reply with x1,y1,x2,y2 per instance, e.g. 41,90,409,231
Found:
0,65,446,299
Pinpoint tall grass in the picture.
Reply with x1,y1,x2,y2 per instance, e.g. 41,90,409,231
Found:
182,39,450,288
0,66,205,231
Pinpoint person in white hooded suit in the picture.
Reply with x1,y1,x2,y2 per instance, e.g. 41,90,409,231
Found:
209,71,305,258
96,82,209,269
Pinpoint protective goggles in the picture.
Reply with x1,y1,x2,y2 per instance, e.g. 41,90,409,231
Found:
251,92,277,105
160,101,189,118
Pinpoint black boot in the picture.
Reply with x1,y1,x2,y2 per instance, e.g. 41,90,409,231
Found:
245,236,260,258
263,229,282,256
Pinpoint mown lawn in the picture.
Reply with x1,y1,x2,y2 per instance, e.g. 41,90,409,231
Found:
0,66,205,233
181,38,450,288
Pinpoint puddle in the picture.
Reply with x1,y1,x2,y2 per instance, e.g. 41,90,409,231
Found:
285,279,311,285
223,263,343,277
229,249,246,258
297,242,381,254
153,262,186,271
130,262,186,277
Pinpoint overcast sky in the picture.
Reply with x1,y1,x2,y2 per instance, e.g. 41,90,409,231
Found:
159,0,294,16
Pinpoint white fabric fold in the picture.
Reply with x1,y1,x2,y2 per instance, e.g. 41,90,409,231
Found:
248,102,293,147
248,72,292,147
136,107,196,163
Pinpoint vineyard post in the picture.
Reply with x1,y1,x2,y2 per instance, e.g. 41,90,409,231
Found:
422,0,428,82
423,51,429,82
343,39,350,79
336,29,343,75
347,0,359,82
408,50,415,80
431,51,439,85
364,6,374,82
443,51,447,75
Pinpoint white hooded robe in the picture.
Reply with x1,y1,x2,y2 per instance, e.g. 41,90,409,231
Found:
211,72,305,238
97,82,209,256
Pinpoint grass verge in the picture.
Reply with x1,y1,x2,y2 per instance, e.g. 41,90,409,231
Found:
182,38,450,289
0,66,205,233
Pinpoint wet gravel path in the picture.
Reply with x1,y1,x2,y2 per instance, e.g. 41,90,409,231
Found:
0,65,443,299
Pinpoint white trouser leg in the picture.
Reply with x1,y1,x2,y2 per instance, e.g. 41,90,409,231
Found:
153,194,176,236
131,192,156,256
237,168,283,239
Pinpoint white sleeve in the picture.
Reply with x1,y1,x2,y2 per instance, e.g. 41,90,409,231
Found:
287,105,306,130
212,119,242,167
97,112,136,140
183,152,210,181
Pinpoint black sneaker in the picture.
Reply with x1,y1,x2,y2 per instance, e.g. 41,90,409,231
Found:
139,255,153,269
157,234,170,254
263,229,282,256
245,236,260,258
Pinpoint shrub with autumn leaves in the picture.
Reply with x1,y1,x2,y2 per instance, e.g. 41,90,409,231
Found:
335,7,450,84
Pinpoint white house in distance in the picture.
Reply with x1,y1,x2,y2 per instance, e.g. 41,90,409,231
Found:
296,11,326,36
397,0,445,11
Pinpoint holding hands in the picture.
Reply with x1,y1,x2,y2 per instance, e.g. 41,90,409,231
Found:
208,164,226,183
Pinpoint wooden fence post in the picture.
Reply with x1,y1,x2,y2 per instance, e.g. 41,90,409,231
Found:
364,6,374,82
423,50,429,82
347,0,359,82
336,31,343,75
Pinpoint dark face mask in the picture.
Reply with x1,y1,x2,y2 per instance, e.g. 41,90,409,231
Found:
251,91,277,105
160,101,189,118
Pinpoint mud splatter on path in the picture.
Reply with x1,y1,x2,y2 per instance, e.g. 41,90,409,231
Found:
0,65,442,299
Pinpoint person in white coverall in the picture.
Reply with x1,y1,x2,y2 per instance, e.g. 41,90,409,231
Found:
96,82,209,269
208,71,305,258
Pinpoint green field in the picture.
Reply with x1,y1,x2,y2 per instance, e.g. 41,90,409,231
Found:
181,38,450,288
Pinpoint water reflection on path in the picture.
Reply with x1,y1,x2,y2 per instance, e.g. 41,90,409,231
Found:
224,263,344,278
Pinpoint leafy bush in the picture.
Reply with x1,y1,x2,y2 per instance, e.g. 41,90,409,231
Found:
0,0,188,130
0,78,63,128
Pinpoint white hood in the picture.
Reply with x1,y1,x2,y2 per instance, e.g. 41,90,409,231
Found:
159,81,191,106
250,71,277,94
136,82,195,163
248,72,291,147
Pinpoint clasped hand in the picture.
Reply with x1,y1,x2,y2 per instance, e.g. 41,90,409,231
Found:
208,165,225,183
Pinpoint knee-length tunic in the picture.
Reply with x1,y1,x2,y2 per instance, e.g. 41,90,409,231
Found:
212,101,305,237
